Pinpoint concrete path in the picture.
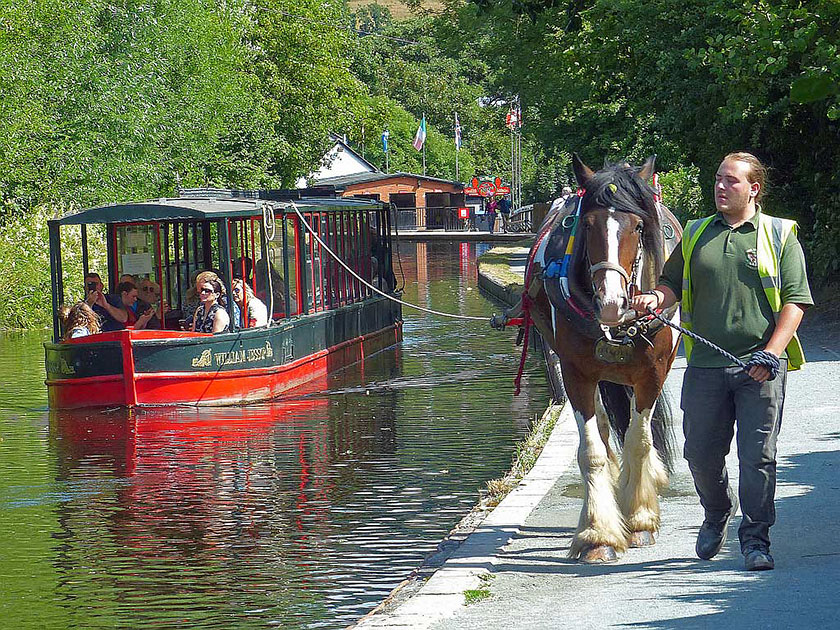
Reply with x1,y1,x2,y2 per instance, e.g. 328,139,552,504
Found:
431,320,840,629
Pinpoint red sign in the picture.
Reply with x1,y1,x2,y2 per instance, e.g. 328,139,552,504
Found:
464,178,510,197
476,181,497,197
458,207,469,219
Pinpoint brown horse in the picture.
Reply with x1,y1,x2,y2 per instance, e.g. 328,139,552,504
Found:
502,155,683,563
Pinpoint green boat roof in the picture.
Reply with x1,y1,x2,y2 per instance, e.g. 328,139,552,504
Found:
50,195,381,226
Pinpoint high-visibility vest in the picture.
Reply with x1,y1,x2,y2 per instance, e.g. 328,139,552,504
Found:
680,213,806,369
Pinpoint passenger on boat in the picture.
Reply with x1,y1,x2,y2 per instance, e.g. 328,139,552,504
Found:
190,279,230,334
232,279,268,328
60,301,102,340
184,270,240,329
138,278,168,328
84,272,105,307
97,281,156,331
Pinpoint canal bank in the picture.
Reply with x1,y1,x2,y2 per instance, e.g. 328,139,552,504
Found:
352,243,580,629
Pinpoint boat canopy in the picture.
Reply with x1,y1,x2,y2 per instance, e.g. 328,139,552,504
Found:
50,195,380,226
47,191,395,343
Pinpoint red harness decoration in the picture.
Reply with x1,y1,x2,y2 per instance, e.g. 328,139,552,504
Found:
513,292,532,396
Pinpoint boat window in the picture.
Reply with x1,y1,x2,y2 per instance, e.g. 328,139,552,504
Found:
266,216,299,318
302,212,325,313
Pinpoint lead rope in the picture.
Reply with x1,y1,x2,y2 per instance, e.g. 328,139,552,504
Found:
286,202,488,321
646,307,781,379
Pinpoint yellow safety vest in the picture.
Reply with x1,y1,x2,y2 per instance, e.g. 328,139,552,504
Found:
681,212,806,369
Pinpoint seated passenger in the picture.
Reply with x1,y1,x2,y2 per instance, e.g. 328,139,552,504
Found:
84,272,108,320
184,270,239,329
61,301,102,340
232,279,268,328
138,278,169,328
190,278,230,334
96,281,155,331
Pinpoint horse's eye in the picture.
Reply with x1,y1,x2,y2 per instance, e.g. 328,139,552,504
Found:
635,223,644,233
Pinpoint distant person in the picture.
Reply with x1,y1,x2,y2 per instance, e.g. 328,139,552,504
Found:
232,279,268,328
61,301,101,340
486,198,498,234
559,185,573,205
497,195,512,232
191,278,230,334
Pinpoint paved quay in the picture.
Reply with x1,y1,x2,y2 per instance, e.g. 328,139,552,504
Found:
353,244,840,629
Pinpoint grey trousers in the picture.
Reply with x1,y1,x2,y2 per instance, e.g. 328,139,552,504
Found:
681,364,787,553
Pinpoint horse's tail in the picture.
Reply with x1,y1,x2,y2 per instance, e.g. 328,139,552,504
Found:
597,381,677,473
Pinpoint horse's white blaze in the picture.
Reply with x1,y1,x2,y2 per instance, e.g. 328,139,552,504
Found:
601,215,625,305
570,407,628,557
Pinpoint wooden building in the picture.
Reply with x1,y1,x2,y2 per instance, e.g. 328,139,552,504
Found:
299,135,465,230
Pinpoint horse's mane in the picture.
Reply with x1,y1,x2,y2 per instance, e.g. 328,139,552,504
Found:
570,162,665,298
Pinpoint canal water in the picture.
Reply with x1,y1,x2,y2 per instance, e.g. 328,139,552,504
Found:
0,241,549,629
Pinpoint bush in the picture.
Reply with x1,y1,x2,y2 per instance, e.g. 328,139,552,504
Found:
658,165,704,224
0,205,106,330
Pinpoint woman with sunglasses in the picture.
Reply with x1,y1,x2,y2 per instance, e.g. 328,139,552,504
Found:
190,279,230,334
232,279,268,328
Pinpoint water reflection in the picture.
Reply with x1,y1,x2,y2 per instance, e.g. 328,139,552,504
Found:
0,241,549,629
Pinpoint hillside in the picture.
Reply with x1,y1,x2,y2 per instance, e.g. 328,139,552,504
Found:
348,0,443,20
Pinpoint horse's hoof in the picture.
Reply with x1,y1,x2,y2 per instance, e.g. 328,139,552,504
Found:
580,545,618,564
628,531,656,548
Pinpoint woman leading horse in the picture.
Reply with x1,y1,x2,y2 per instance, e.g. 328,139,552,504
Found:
500,155,683,563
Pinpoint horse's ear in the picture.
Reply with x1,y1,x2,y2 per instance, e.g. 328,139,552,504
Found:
572,153,595,188
638,155,656,181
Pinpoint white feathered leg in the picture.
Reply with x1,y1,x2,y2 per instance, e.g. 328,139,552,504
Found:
619,395,668,545
569,407,628,561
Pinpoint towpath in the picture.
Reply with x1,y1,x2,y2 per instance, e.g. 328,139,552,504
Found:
355,245,840,629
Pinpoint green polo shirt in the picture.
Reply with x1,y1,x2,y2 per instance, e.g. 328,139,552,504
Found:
660,210,813,367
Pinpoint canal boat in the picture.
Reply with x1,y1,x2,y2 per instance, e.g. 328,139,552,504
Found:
44,190,402,408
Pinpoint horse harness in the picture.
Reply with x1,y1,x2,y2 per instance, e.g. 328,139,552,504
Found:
533,201,678,365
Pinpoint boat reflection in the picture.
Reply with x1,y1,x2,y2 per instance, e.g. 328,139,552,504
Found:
45,351,408,627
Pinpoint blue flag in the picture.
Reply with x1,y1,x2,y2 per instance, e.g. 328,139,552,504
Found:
381,129,389,153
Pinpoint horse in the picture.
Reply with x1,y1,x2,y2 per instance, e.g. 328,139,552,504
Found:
500,155,683,563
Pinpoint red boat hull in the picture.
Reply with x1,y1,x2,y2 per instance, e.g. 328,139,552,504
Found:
46,297,402,408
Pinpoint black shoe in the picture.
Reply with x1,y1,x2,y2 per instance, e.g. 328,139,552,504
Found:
696,488,739,560
744,548,774,571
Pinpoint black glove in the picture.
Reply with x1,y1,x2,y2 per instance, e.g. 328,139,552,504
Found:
744,350,781,381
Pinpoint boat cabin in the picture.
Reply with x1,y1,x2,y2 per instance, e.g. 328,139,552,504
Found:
45,190,402,408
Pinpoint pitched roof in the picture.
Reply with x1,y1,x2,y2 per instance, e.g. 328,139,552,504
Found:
314,171,463,189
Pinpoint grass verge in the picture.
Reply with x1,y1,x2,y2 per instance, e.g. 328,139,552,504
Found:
464,573,494,605
480,403,564,508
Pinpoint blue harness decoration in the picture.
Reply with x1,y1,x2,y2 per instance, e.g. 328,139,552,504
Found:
543,192,584,310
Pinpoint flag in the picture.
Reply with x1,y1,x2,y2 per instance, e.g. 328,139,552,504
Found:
412,115,427,151
381,129,389,153
454,113,462,151
505,106,520,130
